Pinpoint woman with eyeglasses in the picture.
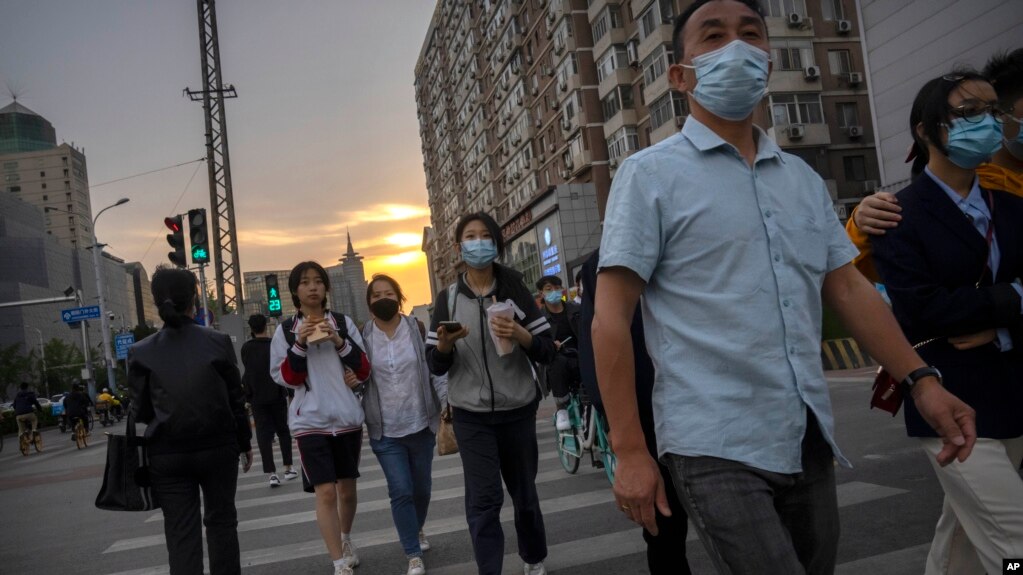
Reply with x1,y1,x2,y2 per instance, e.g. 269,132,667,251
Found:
425,211,556,575
871,71,1023,574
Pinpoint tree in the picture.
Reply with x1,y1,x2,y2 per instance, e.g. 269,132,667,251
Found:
0,343,32,399
39,338,87,394
132,323,158,342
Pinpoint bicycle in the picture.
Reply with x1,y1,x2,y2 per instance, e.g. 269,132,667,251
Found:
553,388,616,485
19,429,43,455
74,417,89,449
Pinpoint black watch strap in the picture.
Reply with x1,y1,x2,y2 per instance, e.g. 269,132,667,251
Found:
902,366,942,392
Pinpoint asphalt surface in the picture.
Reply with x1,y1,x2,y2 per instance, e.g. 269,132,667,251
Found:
0,368,959,574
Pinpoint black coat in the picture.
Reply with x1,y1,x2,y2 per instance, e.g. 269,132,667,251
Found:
872,175,1023,439
241,337,287,405
129,322,252,455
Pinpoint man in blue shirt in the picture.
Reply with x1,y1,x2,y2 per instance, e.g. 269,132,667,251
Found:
592,1,978,573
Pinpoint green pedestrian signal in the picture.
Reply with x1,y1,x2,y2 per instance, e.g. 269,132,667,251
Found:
187,208,211,264
265,274,283,317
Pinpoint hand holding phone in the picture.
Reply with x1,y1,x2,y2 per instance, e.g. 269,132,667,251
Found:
439,321,462,332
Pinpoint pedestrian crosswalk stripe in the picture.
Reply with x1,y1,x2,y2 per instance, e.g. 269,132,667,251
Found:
834,542,930,573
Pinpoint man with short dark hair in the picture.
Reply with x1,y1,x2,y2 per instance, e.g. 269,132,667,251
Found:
242,313,296,488
593,1,978,573
13,382,43,438
535,275,580,431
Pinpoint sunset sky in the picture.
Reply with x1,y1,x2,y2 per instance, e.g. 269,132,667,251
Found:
0,0,442,307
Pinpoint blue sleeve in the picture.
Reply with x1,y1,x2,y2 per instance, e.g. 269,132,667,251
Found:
597,156,663,281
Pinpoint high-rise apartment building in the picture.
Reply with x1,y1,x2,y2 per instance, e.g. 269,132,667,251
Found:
1,101,94,250
415,0,879,287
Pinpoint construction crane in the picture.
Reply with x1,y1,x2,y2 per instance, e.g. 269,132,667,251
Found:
184,0,243,316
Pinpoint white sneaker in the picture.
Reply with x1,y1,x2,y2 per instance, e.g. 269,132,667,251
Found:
555,409,571,431
418,530,430,551
407,556,426,575
334,563,354,575
283,469,298,481
269,474,281,488
341,539,360,567
524,562,547,575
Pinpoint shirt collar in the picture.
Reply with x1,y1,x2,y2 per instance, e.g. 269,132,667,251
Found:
680,115,785,164
925,167,987,215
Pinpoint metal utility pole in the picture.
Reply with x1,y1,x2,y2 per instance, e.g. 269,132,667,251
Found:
185,0,243,316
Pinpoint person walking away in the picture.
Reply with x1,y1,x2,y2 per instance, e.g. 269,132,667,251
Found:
242,313,297,488
872,72,1023,574
129,265,253,575
592,2,978,573
426,211,556,575
270,261,371,575
362,274,447,575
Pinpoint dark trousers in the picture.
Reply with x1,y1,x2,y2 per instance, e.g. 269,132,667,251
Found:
150,444,241,575
251,402,292,473
645,458,693,574
453,409,548,575
547,353,579,407
665,413,839,575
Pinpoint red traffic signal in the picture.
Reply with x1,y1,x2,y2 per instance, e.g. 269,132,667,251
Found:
164,216,182,232
165,215,187,267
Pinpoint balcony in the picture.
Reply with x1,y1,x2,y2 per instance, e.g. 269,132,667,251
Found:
649,115,683,145
557,72,581,97
637,24,672,63
769,69,822,93
767,123,831,147
587,0,619,21
598,68,633,99
592,27,628,60
549,0,573,23
603,108,638,138
642,72,670,106
570,148,592,175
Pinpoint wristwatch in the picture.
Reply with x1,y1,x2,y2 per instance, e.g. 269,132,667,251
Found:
902,366,943,394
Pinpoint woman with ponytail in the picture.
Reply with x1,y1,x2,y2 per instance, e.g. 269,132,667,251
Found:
129,265,253,575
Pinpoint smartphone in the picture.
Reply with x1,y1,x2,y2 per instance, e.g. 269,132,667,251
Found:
439,321,462,332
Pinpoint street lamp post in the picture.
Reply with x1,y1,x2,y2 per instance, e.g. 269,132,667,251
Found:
91,198,131,393
48,198,131,394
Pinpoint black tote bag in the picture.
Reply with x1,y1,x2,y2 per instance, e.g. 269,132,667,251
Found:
95,411,159,511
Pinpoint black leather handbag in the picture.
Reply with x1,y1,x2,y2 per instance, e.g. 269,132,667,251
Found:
95,411,159,511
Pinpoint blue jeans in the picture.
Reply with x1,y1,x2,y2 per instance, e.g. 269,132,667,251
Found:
664,413,839,575
370,427,436,557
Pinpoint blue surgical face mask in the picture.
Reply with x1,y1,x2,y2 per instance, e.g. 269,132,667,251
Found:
544,290,563,304
1004,115,1023,160
460,239,497,269
682,40,770,121
945,115,1003,169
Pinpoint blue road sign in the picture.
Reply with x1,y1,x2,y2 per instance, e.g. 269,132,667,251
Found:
195,307,214,327
115,333,135,360
61,305,101,323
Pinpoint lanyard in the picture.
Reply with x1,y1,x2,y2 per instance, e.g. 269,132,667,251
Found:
975,188,996,286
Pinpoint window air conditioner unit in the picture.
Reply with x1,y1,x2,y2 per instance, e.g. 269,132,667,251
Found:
804,65,820,80
561,118,571,130
548,144,556,153
848,72,863,86
847,125,863,138
526,54,533,64
539,153,545,162
837,19,852,34
562,169,572,179
863,180,879,193
788,13,803,27
551,99,560,109
788,124,805,139
532,86,539,96
504,38,512,50
609,157,618,168
535,117,543,127
675,116,686,128
627,41,640,68
547,12,555,25
516,96,524,106
512,64,521,75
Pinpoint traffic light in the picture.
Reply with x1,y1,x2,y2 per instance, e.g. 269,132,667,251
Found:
164,215,187,267
187,208,210,264
265,274,283,317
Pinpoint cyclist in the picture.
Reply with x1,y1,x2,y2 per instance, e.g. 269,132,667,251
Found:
97,388,120,424
536,275,581,432
13,382,43,440
64,383,93,438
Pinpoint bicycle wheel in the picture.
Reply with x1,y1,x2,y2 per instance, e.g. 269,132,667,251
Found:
557,428,581,474
87,414,94,431
20,433,30,456
33,431,42,452
75,423,86,450
595,415,617,486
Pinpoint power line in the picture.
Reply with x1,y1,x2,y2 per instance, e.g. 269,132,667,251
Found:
137,160,205,263
91,158,206,189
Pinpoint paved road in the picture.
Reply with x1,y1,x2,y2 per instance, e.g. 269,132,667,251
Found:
0,368,950,574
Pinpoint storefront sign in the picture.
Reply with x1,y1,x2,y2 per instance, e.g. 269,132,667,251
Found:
502,210,533,240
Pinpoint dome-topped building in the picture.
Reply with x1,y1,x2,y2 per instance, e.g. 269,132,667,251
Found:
0,100,58,154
